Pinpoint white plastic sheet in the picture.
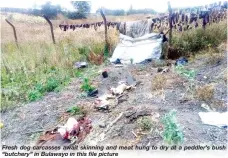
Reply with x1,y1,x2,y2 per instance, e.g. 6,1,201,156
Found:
110,33,163,64
198,112,228,128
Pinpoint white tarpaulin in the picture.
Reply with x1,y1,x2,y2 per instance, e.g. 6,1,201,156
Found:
110,33,163,64
198,112,228,128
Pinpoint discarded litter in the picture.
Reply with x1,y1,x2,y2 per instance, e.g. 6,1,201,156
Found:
113,58,121,64
102,71,108,78
157,68,163,72
94,104,110,112
99,122,106,128
175,57,188,66
81,78,97,97
198,112,228,128
201,103,213,112
126,75,137,86
87,89,98,97
74,62,88,69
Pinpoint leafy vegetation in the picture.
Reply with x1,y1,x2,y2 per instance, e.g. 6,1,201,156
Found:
1,42,75,110
137,116,153,131
2,1,92,19
97,6,157,16
40,1,62,19
151,74,167,90
70,1,91,18
172,21,227,55
80,78,95,93
175,65,196,80
196,84,214,101
161,110,184,145
66,106,82,115
1,27,109,110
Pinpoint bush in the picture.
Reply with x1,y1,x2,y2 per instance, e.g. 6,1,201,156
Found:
137,116,153,131
172,21,227,56
161,110,184,145
28,90,43,101
80,78,95,93
196,84,214,101
66,106,82,115
175,65,196,80
45,78,60,92
151,74,167,90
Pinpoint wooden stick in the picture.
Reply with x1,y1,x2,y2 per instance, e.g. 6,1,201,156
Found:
164,29,170,36
131,131,138,138
168,1,173,46
43,15,56,44
5,19,18,47
105,112,123,133
100,9,109,48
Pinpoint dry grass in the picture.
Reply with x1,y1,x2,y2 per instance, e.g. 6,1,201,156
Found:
172,20,227,56
1,12,150,44
137,116,153,131
1,12,227,108
151,74,167,90
195,84,214,101
205,47,225,65
1,12,150,108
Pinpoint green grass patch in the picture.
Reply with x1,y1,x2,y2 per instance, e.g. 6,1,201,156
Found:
161,110,184,145
172,21,227,56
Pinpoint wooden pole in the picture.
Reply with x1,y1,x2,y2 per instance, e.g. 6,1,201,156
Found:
100,9,108,46
5,19,18,47
43,15,56,44
168,1,172,46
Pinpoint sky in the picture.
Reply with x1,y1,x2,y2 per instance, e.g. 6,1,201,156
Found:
0,0,225,13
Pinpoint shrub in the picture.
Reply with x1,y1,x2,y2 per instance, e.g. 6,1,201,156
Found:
137,116,153,131
196,84,214,101
66,106,82,115
205,47,224,65
45,78,60,92
80,78,95,93
28,90,43,101
172,21,227,56
151,74,167,90
161,110,184,145
175,65,196,80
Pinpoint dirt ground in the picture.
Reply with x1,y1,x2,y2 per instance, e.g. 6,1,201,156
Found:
1,51,227,147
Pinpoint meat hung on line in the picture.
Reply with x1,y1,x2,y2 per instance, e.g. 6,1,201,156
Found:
59,1,227,32
59,21,121,31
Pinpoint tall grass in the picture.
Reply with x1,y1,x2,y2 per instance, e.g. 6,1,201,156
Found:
172,21,227,55
1,13,120,110
1,13,227,111
1,37,117,111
